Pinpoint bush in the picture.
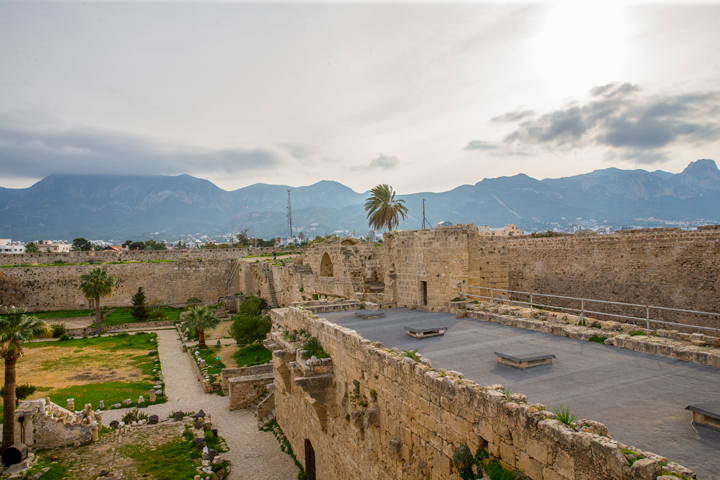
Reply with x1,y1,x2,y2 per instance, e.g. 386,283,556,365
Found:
301,337,329,359
58,334,71,341
552,405,577,427
51,323,67,338
589,335,608,344
122,408,149,424
230,297,271,346
0,384,37,405
484,459,515,480
312,294,319,301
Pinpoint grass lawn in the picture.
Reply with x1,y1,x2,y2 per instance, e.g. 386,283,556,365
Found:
233,344,272,367
194,346,226,376
94,306,184,327
0,332,165,422
31,309,94,319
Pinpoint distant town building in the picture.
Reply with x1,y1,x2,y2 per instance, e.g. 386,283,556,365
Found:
36,240,71,253
367,230,377,242
477,224,522,237
0,239,25,254
102,245,129,252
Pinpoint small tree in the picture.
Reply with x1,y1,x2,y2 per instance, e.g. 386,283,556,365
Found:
182,306,220,349
230,296,271,345
24,242,39,254
79,267,117,336
72,238,93,251
131,287,150,322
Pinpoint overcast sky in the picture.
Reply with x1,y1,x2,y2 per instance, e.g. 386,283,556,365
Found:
1,1,719,193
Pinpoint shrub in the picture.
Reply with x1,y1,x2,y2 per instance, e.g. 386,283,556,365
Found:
312,293,319,301
0,384,37,405
589,335,608,344
553,405,577,427
484,459,515,480
51,323,67,338
370,389,377,399
122,408,149,424
450,297,464,302
58,334,71,341
402,349,419,361
301,337,329,359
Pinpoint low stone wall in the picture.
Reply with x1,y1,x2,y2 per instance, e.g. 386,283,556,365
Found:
220,364,273,395
270,306,695,480
228,372,275,410
66,320,177,337
459,304,720,370
0,247,250,266
15,398,101,448
288,299,362,314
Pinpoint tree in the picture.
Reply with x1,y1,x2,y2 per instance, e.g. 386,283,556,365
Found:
79,267,117,336
143,240,167,251
131,287,150,322
229,296,270,346
24,242,39,254
236,229,251,248
72,238,92,251
182,306,220,349
122,240,133,248
129,241,146,251
364,184,409,232
0,307,50,450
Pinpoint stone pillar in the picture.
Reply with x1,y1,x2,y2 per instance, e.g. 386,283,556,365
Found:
148,390,157,402
66,398,74,411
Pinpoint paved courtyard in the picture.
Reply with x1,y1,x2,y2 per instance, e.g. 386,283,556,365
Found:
323,308,720,479
103,329,299,480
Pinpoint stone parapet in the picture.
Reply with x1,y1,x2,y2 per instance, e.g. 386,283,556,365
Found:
228,373,275,410
270,306,695,480
15,398,101,448
220,364,273,395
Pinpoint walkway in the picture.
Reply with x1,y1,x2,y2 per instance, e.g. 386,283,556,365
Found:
103,329,298,480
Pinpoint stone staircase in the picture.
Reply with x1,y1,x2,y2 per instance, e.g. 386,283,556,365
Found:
249,387,276,428
263,264,279,308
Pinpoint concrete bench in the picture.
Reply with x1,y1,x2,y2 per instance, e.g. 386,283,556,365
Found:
405,326,447,339
494,350,556,369
686,402,720,431
355,311,385,319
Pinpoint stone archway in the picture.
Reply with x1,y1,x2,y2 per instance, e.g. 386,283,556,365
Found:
320,253,334,277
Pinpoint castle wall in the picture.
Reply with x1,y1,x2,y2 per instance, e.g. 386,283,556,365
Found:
270,307,689,480
2,258,237,310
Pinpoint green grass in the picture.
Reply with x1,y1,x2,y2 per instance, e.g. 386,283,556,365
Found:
589,335,608,344
233,344,272,367
24,456,68,480
552,405,577,427
27,331,158,352
629,330,647,336
95,307,184,327
123,439,202,480
195,346,226,376
30,309,94,319
48,381,165,411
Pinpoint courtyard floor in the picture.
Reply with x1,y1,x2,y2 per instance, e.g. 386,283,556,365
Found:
323,308,720,479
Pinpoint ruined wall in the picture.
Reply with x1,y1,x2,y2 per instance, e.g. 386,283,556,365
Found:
15,399,100,448
270,307,689,480
3,258,237,310
0,247,249,266
507,226,720,329
384,226,509,308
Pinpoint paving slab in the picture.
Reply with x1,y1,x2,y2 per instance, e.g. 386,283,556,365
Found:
323,308,720,479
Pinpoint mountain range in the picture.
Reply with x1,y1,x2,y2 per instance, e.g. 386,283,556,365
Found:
1,159,719,242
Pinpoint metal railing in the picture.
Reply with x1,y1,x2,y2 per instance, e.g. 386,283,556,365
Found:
457,285,720,335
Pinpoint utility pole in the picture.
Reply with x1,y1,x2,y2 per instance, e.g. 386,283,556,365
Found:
286,189,293,240
422,199,432,229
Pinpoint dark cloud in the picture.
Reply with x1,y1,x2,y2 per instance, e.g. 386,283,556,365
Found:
464,140,498,150
490,109,535,123
350,154,399,171
0,119,282,178
492,83,720,164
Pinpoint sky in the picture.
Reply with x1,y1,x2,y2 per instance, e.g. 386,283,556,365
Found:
1,1,719,193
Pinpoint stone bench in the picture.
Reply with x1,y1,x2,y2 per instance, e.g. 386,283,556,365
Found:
405,326,447,339
686,401,720,431
355,311,385,319
494,350,556,369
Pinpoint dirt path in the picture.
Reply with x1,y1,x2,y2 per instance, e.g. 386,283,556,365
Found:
103,329,298,480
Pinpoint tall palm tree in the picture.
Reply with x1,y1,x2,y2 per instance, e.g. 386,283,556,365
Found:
183,306,220,349
364,184,409,233
79,267,117,336
0,307,50,450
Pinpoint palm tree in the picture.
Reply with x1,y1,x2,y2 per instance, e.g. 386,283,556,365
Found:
183,306,220,349
364,184,409,232
0,307,50,450
79,267,117,336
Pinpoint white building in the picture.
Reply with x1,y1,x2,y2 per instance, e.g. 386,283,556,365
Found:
36,240,71,253
0,239,25,254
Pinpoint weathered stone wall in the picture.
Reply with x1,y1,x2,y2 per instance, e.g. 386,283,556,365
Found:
506,226,720,329
15,398,100,448
0,247,249,266
270,307,692,480
3,258,238,310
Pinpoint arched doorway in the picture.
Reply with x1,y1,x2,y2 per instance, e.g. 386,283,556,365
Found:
320,253,334,277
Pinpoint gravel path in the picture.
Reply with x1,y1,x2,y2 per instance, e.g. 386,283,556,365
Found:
103,329,299,480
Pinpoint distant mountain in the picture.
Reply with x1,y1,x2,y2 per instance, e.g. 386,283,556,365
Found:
1,160,718,241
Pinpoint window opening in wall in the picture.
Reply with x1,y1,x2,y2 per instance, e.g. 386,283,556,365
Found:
320,253,334,277
420,281,428,306
305,439,316,480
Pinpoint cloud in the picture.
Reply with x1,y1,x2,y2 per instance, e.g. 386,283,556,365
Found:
350,154,400,171
0,117,282,179
489,83,720,164
278,142,313,161
490,109,535,123
464,140,498,150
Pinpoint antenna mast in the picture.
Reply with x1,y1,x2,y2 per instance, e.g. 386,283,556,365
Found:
287,189,293,239
422,199,432,229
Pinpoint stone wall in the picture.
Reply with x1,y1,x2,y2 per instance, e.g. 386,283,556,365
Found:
506,226,720,330
15,398,101,448
3,258,238,310
0,247,249,266
269,307,693,480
